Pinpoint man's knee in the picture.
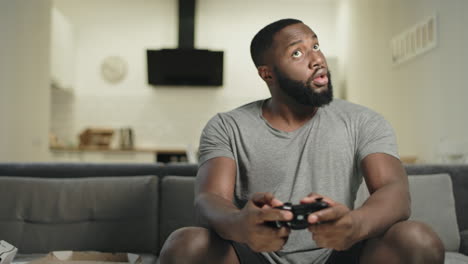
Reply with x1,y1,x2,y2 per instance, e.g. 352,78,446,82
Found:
385,220,445,262
159,227,210,262
159,226,238,264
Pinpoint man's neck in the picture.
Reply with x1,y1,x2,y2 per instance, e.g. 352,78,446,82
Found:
262,97,318,132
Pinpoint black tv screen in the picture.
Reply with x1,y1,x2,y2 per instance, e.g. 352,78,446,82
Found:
147,49,223,86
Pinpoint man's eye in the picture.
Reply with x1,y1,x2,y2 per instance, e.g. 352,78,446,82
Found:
313,44,320,51
292,50,303,58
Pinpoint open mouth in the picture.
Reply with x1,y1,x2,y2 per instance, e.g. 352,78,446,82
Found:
312,74,328,87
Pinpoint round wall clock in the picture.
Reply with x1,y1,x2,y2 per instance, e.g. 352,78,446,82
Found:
100,56,127,84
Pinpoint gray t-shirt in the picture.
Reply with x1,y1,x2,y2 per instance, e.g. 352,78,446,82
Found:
198,98,399,264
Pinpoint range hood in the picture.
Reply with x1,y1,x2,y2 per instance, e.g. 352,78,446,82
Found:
146,0,224,87
178,0,195,49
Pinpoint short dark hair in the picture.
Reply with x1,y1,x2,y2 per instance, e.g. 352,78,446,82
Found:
250,18,303,67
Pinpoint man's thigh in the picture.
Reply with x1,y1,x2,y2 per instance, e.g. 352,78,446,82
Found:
359,220,444,264
160,227,242,264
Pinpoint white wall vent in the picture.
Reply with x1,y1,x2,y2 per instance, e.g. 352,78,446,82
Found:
391,15,437,66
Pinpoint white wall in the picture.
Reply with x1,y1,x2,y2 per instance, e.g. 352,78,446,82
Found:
339,0,468,163
51,6,75,90
0,0,51,162
4,0,465,163
52,0,339,150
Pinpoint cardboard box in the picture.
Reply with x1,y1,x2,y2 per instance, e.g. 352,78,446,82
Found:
27,251,141,264
79,128,114,149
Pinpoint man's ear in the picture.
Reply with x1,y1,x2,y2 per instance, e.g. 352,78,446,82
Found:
257,66,273,82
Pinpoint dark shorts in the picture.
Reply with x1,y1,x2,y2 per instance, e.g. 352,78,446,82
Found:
231,241,365,264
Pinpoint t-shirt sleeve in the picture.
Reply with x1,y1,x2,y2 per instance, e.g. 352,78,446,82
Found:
198,114,235,167
356,110,400,163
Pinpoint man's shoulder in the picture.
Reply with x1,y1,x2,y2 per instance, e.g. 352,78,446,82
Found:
328,98,370,112
326,99,380,119
205,99,264,128
216,99,263,120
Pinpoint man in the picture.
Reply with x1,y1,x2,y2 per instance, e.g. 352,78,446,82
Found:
160,18,444,264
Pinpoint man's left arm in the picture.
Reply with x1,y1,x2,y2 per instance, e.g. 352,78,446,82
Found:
351,152,411,241
307,110,410,250
305,153,410,250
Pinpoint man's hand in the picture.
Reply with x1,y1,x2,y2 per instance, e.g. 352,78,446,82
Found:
237,192,293,252
301,193,361,251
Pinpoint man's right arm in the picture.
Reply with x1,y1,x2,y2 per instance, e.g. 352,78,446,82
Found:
195,156,240,240
194,156,293,252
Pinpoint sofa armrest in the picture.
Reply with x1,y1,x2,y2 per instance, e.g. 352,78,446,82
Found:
460,230,468,255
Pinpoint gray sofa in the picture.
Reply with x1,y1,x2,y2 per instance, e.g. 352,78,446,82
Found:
0,163,467,263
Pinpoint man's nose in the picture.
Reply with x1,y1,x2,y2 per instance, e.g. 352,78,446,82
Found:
308,52,325,70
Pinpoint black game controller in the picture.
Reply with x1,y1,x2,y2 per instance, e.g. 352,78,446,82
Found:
267,198,329,230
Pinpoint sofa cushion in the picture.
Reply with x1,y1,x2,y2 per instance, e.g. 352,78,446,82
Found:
0,175,159,254
159,176,196,250
445,251,468,264
355,173,460,252
405,165,468,232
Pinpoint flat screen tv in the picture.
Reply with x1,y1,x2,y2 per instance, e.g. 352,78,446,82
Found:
147,49,223,86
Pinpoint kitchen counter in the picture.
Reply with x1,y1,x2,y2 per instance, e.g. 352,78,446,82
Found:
50,147,188,163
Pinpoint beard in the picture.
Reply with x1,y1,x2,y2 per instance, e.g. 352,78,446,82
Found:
274,67,333,107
